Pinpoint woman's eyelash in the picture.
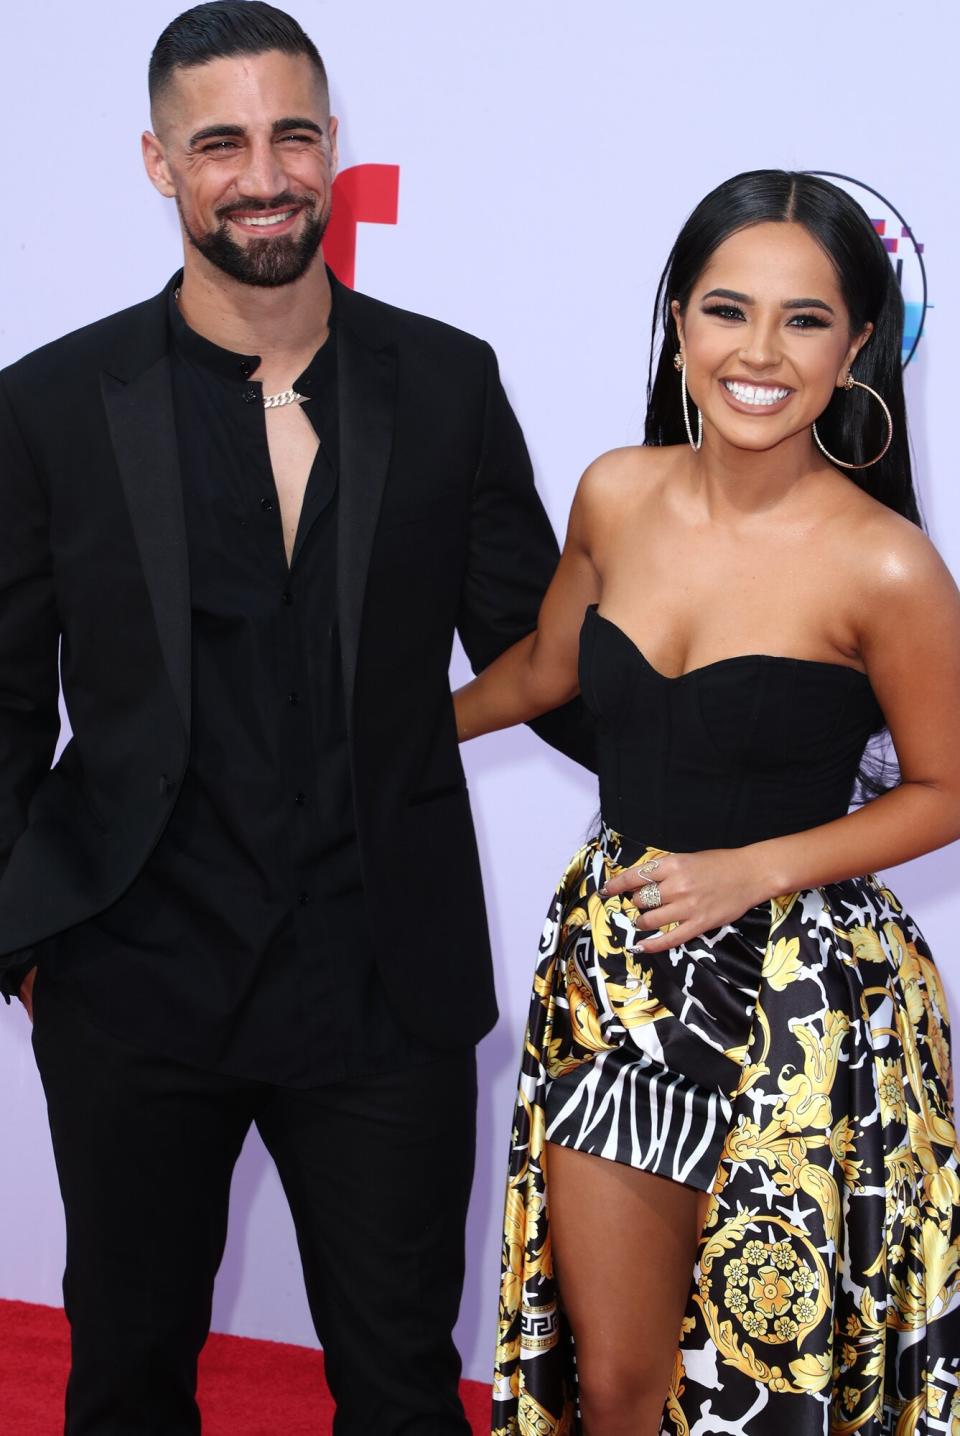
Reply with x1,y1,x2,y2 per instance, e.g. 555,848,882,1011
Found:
701,303,830,329
703,304,744,320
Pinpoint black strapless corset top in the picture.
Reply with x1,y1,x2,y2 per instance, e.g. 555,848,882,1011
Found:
579,604,885,852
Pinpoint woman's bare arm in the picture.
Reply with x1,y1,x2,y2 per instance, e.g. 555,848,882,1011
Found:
751,520,960,885
605,514,960,950
454,458,609,740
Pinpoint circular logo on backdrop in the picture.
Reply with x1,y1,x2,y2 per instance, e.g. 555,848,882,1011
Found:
809,172,927,367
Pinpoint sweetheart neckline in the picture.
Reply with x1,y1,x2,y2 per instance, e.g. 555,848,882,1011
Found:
587,606,872,685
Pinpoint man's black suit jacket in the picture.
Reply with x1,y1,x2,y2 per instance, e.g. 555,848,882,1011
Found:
0,273,594,1046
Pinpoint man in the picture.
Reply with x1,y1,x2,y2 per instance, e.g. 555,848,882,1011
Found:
0,3,592,1433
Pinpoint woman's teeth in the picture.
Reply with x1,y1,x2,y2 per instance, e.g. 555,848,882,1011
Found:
723,380,790,406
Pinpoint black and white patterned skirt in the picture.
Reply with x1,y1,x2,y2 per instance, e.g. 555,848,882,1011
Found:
492,823,960,1436
543,827,753,1191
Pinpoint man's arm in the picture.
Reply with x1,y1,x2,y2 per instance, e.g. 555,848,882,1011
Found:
456,343,596,771
0,371,62,1002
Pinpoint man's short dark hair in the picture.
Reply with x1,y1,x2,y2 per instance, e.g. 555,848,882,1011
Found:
149,1,328,109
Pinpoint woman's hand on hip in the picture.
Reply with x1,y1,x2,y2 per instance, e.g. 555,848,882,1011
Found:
600,849,771,952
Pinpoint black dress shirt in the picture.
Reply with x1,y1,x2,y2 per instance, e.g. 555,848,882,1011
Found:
43,280,433,1086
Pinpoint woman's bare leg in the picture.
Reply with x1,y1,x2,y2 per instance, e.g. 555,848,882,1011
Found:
547,1141,708,1436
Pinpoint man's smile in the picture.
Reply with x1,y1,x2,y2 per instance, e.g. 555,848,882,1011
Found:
221,203,306,236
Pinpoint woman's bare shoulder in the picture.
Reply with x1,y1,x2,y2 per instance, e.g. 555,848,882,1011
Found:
839,487,948,584
825,485,959,632
574,444,677,513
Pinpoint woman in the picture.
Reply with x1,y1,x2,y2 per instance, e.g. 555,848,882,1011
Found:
454,171,960,1436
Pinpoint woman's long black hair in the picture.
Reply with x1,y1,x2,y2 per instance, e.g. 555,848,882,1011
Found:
645,169,920,525
644,169,921,797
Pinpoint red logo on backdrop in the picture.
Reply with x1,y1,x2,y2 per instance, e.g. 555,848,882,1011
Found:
324,164,399,289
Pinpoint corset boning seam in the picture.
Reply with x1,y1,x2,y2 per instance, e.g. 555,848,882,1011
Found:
695,661,768,849
583,604,880,851
729,667,762,849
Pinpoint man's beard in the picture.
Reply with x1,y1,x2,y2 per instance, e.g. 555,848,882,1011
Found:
178,191,329,288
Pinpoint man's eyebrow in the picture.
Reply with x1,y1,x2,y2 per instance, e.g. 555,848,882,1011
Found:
188,123,245,147
272,116,325,137
187,118,325,147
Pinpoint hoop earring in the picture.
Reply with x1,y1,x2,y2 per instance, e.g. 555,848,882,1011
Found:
812,375,893,471
679,359,702,452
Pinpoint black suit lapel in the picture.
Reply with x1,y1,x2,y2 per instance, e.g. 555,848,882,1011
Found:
98,272,395,733
336,318,397,718
101,355,191,734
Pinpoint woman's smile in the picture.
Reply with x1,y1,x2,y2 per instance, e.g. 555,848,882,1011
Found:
720,377,794,415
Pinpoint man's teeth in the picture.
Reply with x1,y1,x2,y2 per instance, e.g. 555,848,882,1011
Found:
724,380,790,406
234,210,296,227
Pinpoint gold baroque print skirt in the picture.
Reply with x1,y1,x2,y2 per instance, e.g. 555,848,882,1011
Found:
492,826,960,1436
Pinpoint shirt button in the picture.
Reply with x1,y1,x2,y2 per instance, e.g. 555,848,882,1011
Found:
281,590,293,606
294,791,306,807
241,387,259,404
288,691,300,706
260,497,274,511
238,360,255,379
297,891,311,907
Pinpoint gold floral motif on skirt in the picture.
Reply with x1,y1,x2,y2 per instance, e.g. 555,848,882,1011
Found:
491,829,960,1435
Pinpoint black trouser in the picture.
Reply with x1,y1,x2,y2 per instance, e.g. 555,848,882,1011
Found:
32,975,476,1436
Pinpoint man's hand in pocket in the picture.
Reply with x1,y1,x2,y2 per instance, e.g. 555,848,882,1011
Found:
18,966,37,1023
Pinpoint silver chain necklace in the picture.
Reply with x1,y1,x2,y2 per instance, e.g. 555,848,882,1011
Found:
174,288,309,409
262,387,308,410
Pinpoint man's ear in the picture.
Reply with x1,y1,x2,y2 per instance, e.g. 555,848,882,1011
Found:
142,131,176,199
327,114,340,185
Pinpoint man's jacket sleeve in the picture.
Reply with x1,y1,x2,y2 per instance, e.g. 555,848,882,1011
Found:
456,342,596,773
0,371,62,995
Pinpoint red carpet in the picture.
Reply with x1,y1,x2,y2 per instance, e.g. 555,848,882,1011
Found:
0,1300,492,1434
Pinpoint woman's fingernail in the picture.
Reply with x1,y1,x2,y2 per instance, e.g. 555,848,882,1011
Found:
634,942,646,952
599,884,608,897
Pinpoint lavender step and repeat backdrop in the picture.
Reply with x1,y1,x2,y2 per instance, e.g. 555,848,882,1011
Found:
1,0,957,1383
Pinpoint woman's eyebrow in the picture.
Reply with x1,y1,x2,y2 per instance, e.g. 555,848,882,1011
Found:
782,297,835,314
702,288,752,303
702,287,835,315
